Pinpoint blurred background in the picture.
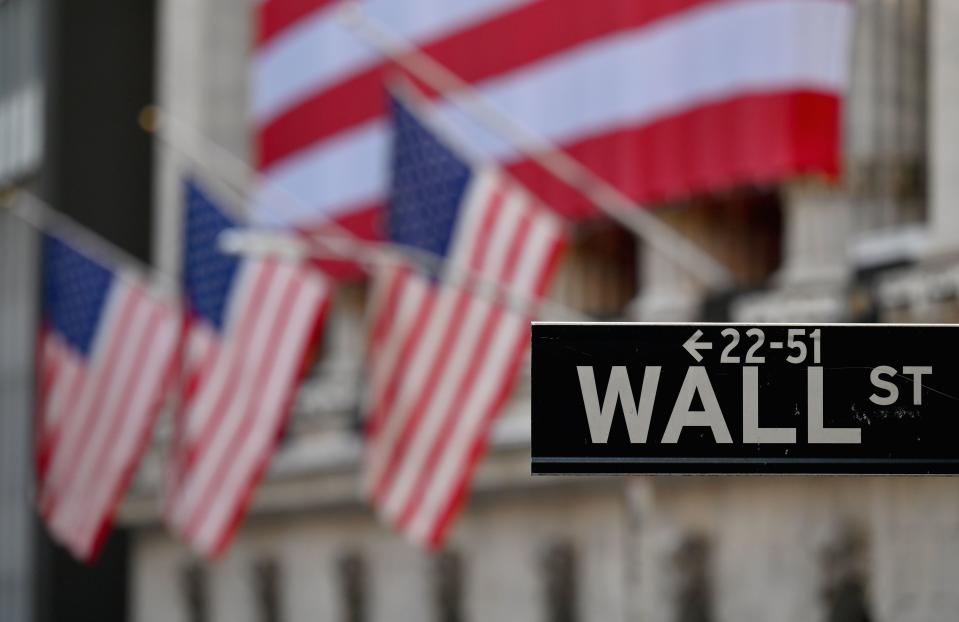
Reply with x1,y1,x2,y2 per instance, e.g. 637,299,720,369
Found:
1,0,958,620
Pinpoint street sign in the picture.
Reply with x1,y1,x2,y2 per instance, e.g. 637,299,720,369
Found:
531,323,959,474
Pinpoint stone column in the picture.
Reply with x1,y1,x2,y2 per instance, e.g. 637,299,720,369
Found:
925,0,959,257
776,182,852,287
0,212,37,622
732,183,852,323
629,241,702,322
152,0,207,278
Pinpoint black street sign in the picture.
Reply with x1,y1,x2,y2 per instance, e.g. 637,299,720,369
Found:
531,323,959,474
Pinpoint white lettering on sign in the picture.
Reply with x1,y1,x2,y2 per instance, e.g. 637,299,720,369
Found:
577,366,660,443
869,366,898,405
868,365,933,406
661,366,732,444
576,365,866,445
807,366,860,444
742,366,796,443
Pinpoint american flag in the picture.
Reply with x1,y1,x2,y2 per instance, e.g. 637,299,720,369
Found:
362,95,566,548
164,180,332,557
252,0,850,231
37,235,179,561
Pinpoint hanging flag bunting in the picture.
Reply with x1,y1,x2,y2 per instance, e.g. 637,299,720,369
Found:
363,94,566,549
37,234,179,562
165,180,332,557
252,0,851,229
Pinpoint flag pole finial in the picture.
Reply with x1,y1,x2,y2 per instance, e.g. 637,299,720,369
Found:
138,105,161,134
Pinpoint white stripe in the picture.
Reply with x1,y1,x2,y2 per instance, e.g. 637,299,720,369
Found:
380,292,495,520
52,289,157,543
370,198,521,502
42,338,80,434
398,223,560,536
41,283,131,506
172,262,297,528
465,189,525,279
369,186,522,498
39,337,60,411
252,121,386,226
364,264,399,331
75,306,179,557
378,195,532,519
364,280,460,490
252,0,534,123
192,276,327,553
255,0,851,226
182,263,262,441
445,169,502,270
406,313,527,544
366,273,429,418
186,324,215,373
503,209,561,297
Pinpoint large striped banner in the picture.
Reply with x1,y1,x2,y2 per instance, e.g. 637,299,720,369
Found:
253,0,851,235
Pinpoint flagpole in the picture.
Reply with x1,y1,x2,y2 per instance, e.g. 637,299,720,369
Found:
143,108,590,322
336,1,736,290
0,188,178,295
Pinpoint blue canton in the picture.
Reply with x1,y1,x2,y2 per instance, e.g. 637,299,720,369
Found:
184,179,242,331
387,96,471,262
42,235,115,357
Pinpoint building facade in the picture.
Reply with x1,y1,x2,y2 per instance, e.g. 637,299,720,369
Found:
4,0,959,621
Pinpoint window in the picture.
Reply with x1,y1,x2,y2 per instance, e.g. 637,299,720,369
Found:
179,563,208,622
541,540,578,622
432,550,465,622
337,551,368,622
847,0,928,233
253,558,282,622
672,534,712,622
821,527,872,622
0,0,44,183
551,223,637,318
658,189,783,288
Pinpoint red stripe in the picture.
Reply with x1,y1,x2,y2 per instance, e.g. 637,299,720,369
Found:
299,203,382,281
466,182,510,271
168,322,219,512
175,264,278,479
87,313,180,562
371,292,475,503
284,91,840,236
41,287,144,517
39,337,60,404
36,336,61,459
256,0,335,45
183,268,305,545
425,328,531,549
424,225,566,543
208,278,330,557
256,0,717,169
369,184,508,501
393,210,535,529
504,90,842,218
368,265,409,353
362,268,415,439
397,303,507,534
183,331,220,406
365,289,438,440
49,295,160,553
72,304,169,555
36,360,81,484
35,330,58,480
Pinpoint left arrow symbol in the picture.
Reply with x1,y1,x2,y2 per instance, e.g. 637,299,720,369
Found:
683,329,712,362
